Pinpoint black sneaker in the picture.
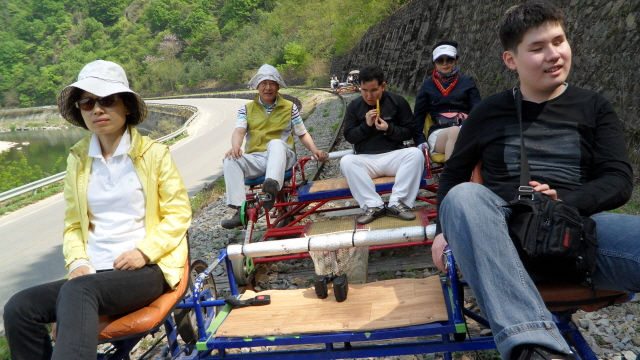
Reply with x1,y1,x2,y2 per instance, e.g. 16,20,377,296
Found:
356,206,386,225
386,201,416,221
512,345,577,360
261,178,279,211
221,209,242,229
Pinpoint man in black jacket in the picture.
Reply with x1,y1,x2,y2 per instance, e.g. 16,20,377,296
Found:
431,2,639,359
341,64,424,225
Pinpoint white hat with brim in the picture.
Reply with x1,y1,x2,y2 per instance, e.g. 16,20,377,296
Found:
432,45,457,62
248,64,287,90
58,60,147,128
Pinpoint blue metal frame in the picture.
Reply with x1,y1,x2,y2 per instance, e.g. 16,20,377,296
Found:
131,248,607,360
298,178,429,202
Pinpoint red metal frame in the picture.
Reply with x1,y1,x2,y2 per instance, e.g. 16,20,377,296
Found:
241,151,443,264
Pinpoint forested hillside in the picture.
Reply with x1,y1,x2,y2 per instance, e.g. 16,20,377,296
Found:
0,0,409,109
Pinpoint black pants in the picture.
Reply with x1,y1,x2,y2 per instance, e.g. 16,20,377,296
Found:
3,264,169,360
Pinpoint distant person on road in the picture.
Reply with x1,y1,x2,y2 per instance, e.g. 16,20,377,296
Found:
330,75,339,91
413,40,481,161
341,64,424,225
221,64,328,229
3,60,192,360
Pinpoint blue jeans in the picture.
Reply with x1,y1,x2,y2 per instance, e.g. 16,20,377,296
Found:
440,182,640,358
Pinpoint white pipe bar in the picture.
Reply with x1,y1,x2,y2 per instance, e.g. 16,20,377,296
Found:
308,233,354,252
352,226,425,247
242,238,310,259
326,149,355,161
227,225,436,260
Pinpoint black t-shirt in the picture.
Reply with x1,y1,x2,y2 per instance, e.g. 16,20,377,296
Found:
436,85,633,231
344,91,414,154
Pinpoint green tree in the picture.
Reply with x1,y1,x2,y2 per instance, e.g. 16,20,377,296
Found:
282,42,308,69
0,152,44,192
89,0,129,26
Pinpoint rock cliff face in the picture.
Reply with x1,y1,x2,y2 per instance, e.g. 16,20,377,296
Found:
331,0,640,165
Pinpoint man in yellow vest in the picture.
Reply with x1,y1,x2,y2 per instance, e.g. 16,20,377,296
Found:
221,64,328,229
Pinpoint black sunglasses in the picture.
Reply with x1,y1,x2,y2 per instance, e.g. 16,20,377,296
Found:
75,94,119,111
435,57,456,65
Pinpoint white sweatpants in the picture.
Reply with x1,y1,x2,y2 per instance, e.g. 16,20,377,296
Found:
224,139,297,207
339,147,424,209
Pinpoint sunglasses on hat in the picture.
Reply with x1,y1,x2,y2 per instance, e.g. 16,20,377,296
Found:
75,94,119,111
435,57,456,65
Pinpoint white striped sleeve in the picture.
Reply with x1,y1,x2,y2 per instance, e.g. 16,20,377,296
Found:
235,105,248,129
291,104,307,136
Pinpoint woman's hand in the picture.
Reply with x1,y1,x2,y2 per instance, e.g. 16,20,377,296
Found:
114,249,149,270
69,265,92,279
431,233,449,272
529,181,560,200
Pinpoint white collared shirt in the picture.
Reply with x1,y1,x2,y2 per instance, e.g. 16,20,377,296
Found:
86,127,146,270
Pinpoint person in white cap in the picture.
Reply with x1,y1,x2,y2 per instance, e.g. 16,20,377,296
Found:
221,64,328,229
3,60,191,360
413,40,481,161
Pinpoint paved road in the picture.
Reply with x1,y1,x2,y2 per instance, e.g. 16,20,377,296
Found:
0,98,249,329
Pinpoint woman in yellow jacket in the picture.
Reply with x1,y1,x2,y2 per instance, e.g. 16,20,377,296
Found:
3,60,191,360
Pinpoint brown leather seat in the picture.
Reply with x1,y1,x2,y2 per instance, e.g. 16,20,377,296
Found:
538,283,632,312
98,260,190,341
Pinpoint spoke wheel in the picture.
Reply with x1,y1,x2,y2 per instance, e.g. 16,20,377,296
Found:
174,260,217,346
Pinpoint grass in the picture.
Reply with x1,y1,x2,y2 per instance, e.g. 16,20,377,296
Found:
378,271,394,280
190,177,226,217
162,133,188,146
607,186,640,216
0,337,8,360
280,88,325,121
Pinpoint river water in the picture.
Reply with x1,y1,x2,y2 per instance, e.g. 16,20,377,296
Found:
0,128,91,174
0,126,154,178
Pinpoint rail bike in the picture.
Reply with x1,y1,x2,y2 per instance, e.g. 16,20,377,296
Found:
93,148,633,360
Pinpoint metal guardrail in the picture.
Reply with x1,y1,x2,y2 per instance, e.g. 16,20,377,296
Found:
0,103,199,203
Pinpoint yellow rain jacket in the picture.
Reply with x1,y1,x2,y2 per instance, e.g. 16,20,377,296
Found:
62,125,191,288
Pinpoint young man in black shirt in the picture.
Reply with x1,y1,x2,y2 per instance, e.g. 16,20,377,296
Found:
341,64,424,224
431,2,639,359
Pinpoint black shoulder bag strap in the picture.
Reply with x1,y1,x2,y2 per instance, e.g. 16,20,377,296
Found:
515,88,534,200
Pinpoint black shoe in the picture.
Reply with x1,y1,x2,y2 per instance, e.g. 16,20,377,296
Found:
512,345,577,360
356,206,386,225
221,209,242,229
386,200,416,220
261,178,278,211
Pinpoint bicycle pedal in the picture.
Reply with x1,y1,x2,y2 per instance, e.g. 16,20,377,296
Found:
257,192,274,202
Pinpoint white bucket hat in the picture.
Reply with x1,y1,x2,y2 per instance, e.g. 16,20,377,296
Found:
58,60,147,128
248,64,287,90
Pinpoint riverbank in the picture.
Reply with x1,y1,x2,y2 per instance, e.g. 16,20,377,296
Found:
0,140,17,153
